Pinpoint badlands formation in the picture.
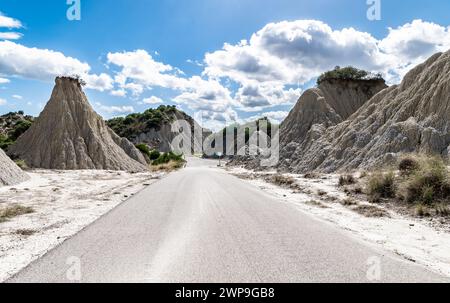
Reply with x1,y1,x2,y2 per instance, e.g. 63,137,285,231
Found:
8,77,148,172
279,51,450,173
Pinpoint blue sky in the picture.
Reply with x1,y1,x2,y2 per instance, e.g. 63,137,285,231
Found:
1,0,450,129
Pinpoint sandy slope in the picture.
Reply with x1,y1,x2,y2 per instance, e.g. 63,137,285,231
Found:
0,169,163,282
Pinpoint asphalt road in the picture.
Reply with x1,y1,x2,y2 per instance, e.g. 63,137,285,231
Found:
8,158,448,282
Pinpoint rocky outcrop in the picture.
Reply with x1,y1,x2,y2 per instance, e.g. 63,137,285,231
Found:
0,149,29,186
281,51,450,173
8,77,148,172
280,78,387,147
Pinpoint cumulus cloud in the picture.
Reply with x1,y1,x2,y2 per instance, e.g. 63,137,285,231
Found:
12,94,22,99
107,50,189,93
236,82,301,112
0,13,22,28
173,76,236,113
94,102,134,115
142,96,163,105
106,50,238,120
110,89,127,97
0,98,6,105
0,40,89,80
0,32,22,40
380,20,450,61
83,73,114,92
379,20,450,81
204,19,450,89
244,111,289,124
0,77,10,84
0,41,113,91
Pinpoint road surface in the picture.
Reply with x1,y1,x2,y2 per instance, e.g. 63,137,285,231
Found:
8,158,448,282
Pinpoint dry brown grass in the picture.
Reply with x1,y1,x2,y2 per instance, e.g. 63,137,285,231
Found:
341,198,358,206
264,174,304,191
400,155,449,204
14,229,37,236
0,204,35,223
366,171,396,200
305,200,329,208
150,160,186,172
353,204,389,218
339,174,356,186
304,172,321,179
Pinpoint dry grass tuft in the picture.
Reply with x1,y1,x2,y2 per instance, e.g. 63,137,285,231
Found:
341,198,358,206
14,229,37,236
305,200,329,208
353,204,389,218
0,204,35,223
367,171,396,199
339,174,356,186
150,160,186,172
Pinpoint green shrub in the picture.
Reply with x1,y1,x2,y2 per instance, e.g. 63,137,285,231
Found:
149,149,161,161
152,152,184,166
367,171,396,199
9,120,32,141
317,66,383,85
135,143,151,158
0,134,13,151
14,159,29,170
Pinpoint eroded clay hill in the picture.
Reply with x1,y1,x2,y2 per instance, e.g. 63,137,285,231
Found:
0,149,29,186
280,78,387,147
281,51,450,173
8,77,148,172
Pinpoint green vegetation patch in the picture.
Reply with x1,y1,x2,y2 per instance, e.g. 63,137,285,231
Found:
317,66,384,85
0,111,34,151
107,105,179,139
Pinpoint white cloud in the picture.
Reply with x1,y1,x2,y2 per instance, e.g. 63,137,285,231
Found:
173,76,236,113
83,73,114,92
244,111,289,124
110,89,127,97
0,13,22,28
203,19,450,91
12,94,22,99
235,82,301,112
0,32,22,40
0,98,6,105
0,40,90,81
379,19,450,81
142,96,163,104
107,50,190,93
94,102,134,114
204,20,389,87
380,20,450,61
0,41,113,91
0,77,10,84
